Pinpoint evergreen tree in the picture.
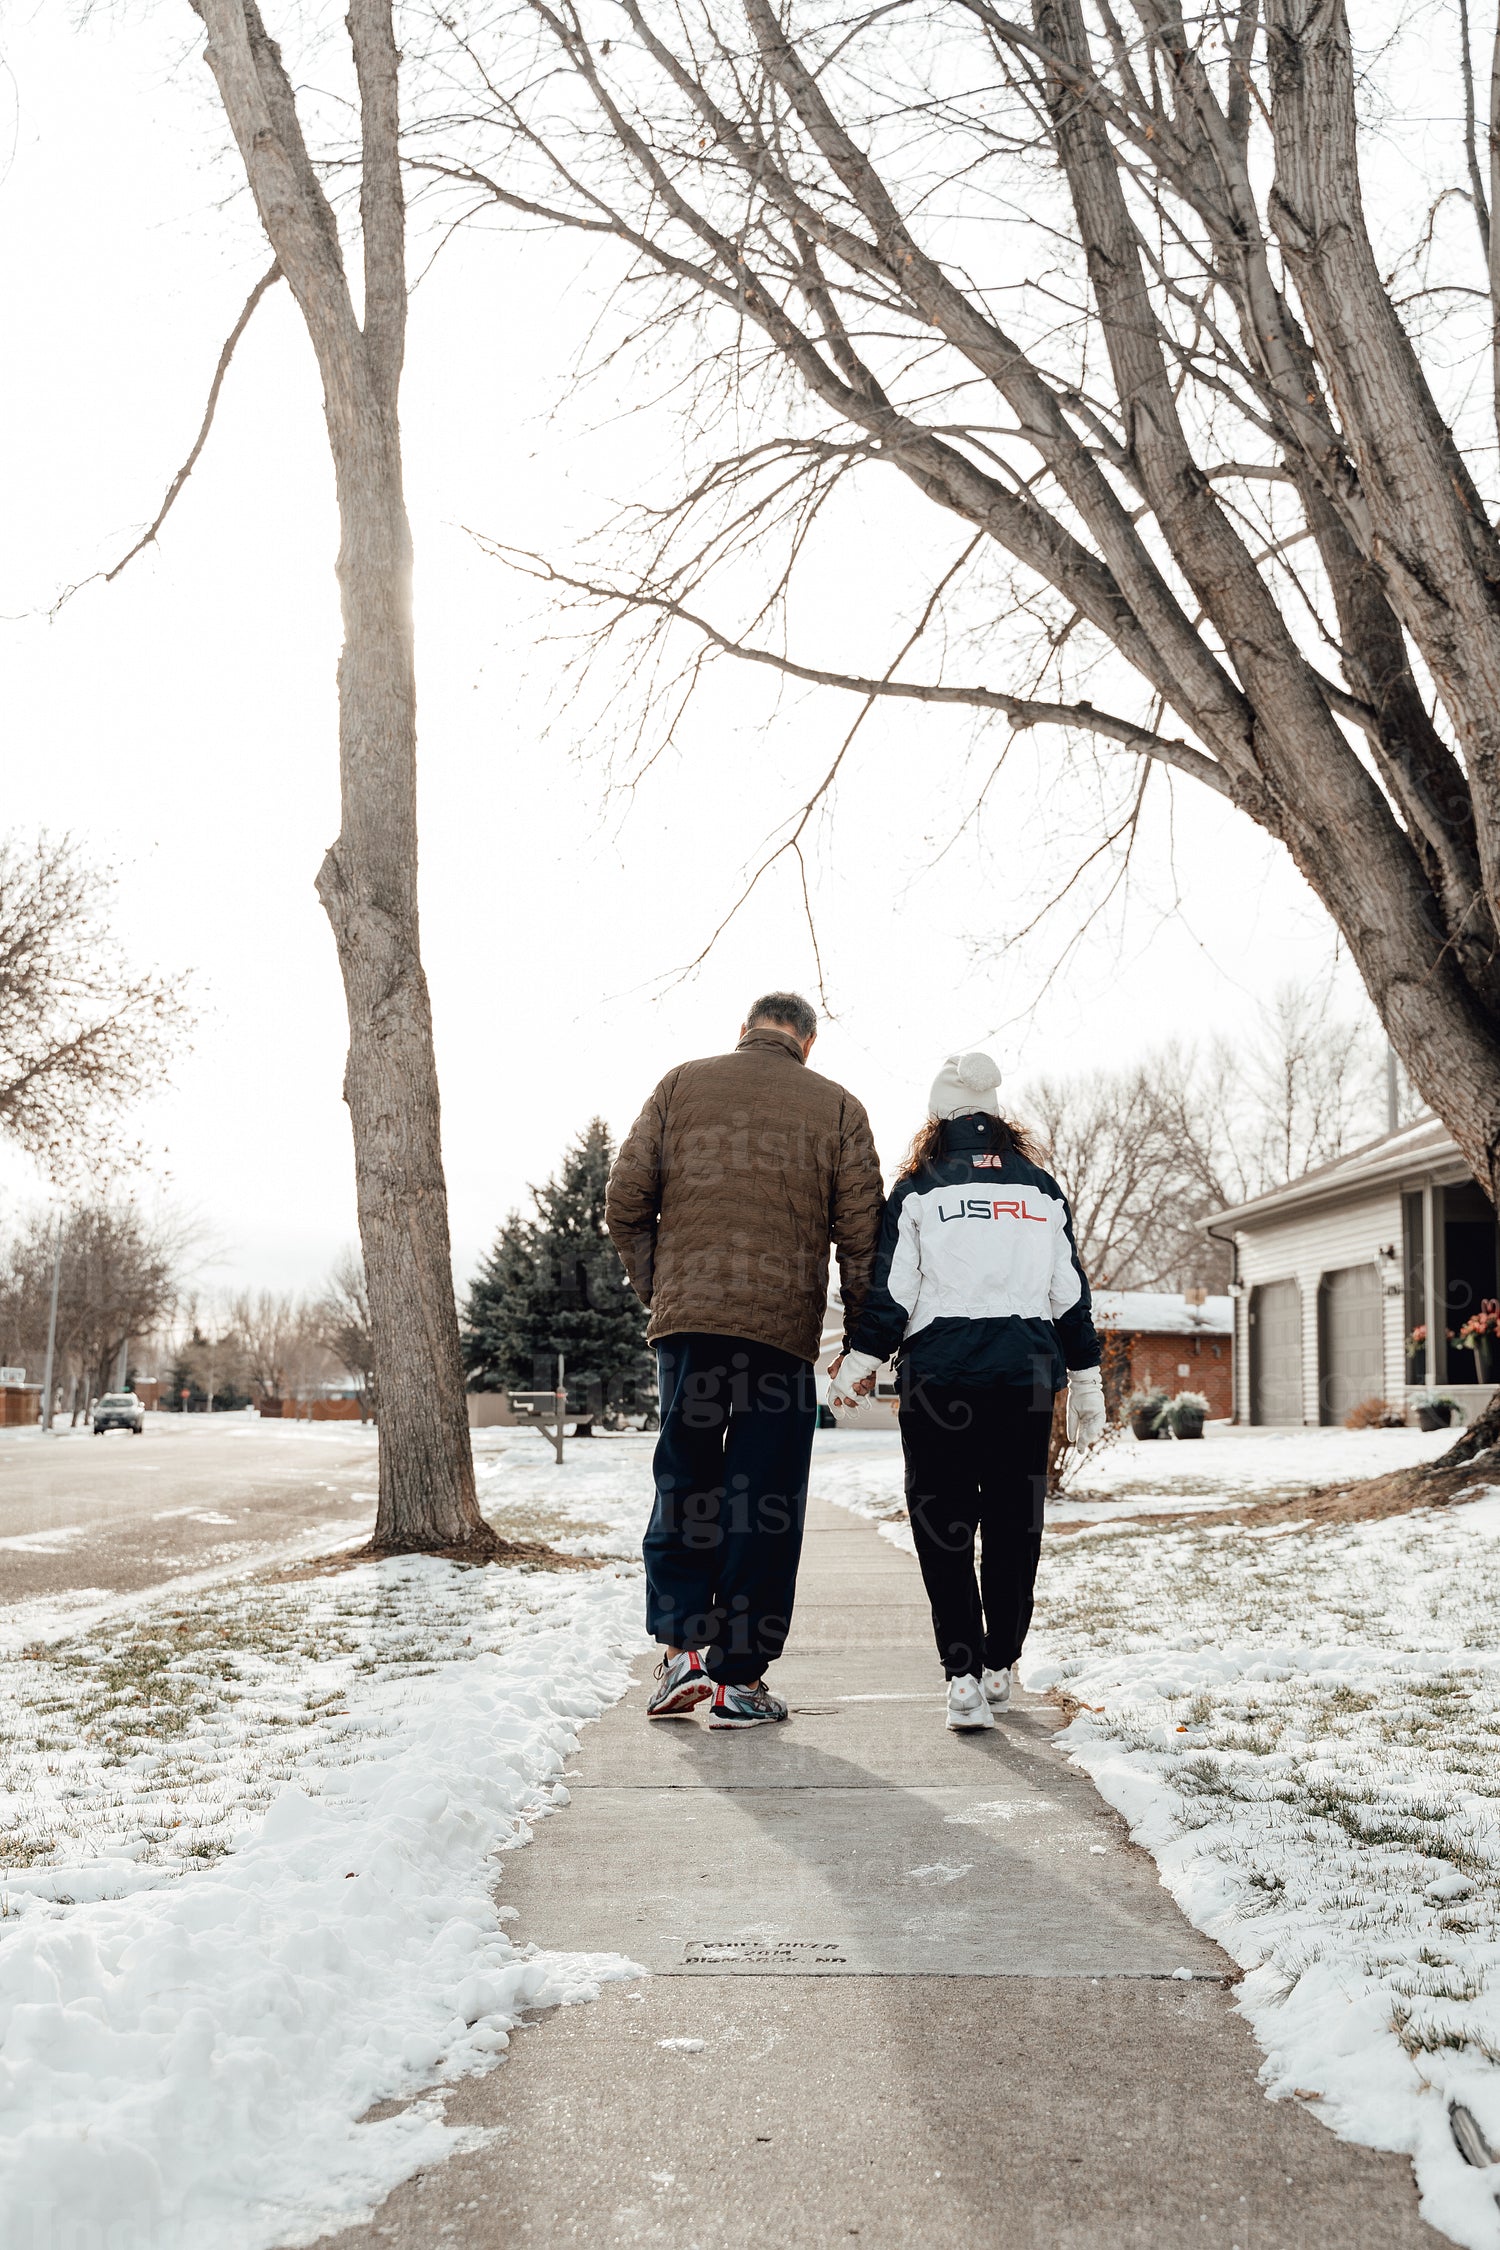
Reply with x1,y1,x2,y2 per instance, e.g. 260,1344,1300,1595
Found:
463,1119,653,1425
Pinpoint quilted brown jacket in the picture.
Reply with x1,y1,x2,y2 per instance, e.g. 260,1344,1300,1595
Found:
605,1025,884,1364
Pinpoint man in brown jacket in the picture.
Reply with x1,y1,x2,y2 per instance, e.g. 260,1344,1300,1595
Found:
606,992,883,1729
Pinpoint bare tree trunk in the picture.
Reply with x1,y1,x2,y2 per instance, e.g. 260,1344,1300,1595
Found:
1490,11,1500,450
312,401,483,1548
194,0,495,1553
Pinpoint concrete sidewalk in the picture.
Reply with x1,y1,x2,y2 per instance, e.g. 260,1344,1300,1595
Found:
328,1498,1437,2248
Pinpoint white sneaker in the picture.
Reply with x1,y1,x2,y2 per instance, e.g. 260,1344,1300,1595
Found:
945,1674,995,1731
982,1666,1012,1710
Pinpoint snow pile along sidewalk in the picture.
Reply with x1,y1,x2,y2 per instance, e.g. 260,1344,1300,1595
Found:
0,1554,644,2250
1025,1487,1500,2250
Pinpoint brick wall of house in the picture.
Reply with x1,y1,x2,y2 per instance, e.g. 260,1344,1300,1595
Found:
1116,1330,1232,1419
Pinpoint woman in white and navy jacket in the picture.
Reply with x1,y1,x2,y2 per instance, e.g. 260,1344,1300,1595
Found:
830,1052,1105,1731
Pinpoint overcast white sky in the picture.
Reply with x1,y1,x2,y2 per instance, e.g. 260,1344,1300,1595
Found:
1,4,1367,1298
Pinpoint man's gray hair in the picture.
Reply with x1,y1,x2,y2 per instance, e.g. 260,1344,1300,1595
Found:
746,990,817,1042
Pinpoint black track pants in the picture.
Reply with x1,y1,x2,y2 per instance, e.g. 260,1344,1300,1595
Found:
644,1332,818,1685
899,1380,1053,1678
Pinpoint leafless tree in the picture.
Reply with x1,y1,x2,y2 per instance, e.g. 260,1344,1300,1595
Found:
182,1310,251,1410
1024,979,1403,1289
0,834,188,1171
108,3,497,1549
1181,985,1391,1210
283,1306,340,1405
315,1248,378,1419
1024,1054,1192,1288
227,1288,300,1401
0,1203,189,1413
415,0,1500,1245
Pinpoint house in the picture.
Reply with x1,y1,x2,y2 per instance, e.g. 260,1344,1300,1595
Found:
1202,1115,1498,1425
1093,1291,1233,1420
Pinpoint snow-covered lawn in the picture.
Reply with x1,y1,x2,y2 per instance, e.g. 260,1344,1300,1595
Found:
812,1417,1462,1534
11,1417,1498,2247
1026,1484,1500,2250
822,1422,1500,2247
1053,1417,1460,1521
0,1432,654,2250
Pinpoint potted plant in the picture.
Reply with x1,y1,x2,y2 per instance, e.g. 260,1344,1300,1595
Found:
1167,1390,1210,1439
1458,1301,1500,1385
1125,1386,1169,1440
1412,1392,1460,1432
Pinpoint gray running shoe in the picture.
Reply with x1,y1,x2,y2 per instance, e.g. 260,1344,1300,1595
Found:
647,1648,712,1717
946,1673,995,1731
708,1680,789,1729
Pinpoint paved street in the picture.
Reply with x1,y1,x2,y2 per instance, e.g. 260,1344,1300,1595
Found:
326,1496,1438,2250
0,1415,378,1624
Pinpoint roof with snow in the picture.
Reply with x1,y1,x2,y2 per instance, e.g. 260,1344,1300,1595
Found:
1091,1290,1232,1335
1201,1114,1460,1232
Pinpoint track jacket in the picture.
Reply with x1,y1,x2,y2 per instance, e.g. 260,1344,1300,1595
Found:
847,1113,1101,1393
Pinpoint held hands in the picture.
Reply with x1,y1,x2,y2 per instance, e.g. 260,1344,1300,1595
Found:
829,1350,882,1410
1065,1365,1106,1447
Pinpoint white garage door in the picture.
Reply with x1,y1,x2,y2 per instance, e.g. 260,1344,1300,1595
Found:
1250,1280,1302,1425
1320,1264,1384,1425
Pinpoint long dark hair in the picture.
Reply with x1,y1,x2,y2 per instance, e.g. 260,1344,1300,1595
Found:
897,1111,1042,1180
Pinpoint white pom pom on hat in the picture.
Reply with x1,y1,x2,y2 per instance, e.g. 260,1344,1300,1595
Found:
928,1049,1003,1120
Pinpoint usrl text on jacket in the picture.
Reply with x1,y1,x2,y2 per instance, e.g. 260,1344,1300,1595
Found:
850,1113,1101,1390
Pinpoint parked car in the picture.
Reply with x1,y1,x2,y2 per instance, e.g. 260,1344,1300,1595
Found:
93,1391,145,1436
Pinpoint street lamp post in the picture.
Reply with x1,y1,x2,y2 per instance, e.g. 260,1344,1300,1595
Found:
40,1223,62,1435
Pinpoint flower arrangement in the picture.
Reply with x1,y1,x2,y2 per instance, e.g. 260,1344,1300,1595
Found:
1457,1300,1500,1382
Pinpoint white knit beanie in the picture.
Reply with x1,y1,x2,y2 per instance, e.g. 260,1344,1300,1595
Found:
928,1049,1003,1121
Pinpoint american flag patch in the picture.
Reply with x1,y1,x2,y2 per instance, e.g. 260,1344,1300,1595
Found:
971,1154,1005,1169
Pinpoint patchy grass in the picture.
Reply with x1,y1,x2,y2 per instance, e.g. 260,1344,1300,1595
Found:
1,1553,633,1880
0,1430,650,1891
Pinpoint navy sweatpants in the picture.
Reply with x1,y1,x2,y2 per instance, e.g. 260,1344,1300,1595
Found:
644,1332,818,1686
899,1379,1053,1677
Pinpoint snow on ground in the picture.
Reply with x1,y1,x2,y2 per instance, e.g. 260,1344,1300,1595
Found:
1024,1486,1500,2250
809,1429,908,1520
11,1416,1494,2245
822,1422,1500,2247
0,1430,656,2250
1052,1418,1458,1522
814,1418,1459,1532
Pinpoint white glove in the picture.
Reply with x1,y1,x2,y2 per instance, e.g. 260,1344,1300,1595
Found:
829,1350,882,1409
1065,1366,1106,1446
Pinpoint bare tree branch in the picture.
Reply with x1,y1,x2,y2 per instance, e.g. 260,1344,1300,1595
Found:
50,260,283,611
419,0,1500,1204
484,539,1231,792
